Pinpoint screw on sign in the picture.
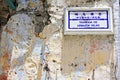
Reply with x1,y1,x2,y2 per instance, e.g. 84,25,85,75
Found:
0,74,7,80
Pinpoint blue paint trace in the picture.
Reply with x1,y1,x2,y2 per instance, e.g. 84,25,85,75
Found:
68,10,109,29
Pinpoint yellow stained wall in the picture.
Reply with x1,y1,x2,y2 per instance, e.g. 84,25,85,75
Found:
62,35,114,74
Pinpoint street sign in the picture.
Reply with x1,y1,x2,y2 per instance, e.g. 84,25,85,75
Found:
64,7,113,35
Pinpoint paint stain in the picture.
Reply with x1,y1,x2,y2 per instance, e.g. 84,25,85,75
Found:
89,40,101,54
3,53,9,59
84,63,86,66
88,78,90,80
91,44,96,48
0,74,7,80
71,63,74,66
11,38,18,44
89,43,98,54
52,60,57,63
89,48,95,54
2,52,10,73
4,29,13,35
12,39,17,43
60,68,63,71
89,43,96,54
74,64,78,67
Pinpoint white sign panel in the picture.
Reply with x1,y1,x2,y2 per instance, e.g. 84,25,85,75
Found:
64,7,113,35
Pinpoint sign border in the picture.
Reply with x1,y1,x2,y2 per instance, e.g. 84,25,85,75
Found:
64,7,113,35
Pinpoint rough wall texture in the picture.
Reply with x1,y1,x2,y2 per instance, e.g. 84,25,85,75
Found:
62,35,114,80
0,0,119,80
0,14,35,79
114,0,120,80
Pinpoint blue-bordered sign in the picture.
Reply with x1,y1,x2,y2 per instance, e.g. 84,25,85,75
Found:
64,7,113,35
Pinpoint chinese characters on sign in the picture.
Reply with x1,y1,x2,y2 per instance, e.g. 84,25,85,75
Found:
68,10,108,29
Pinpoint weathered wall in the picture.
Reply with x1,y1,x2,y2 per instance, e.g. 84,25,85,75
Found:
114,0,120,80
49,0,117,80
0,0,119,80
62,35,114,80
0,14,35,79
